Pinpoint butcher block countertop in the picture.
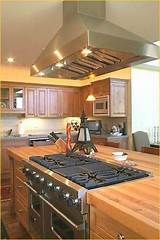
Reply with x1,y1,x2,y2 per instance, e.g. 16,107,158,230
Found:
8,145,160,238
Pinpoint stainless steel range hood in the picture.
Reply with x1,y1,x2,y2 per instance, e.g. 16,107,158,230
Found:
31,0,159,79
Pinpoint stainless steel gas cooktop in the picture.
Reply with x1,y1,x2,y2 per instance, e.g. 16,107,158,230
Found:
29,153,149,190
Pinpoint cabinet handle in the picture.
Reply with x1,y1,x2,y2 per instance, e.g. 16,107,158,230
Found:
18,209,23,213
17,185,23,189
116,233,125,239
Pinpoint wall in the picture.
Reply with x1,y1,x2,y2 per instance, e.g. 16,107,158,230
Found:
0,114,80,136
0,64,131,87
131,67,160,143
106,0,159,42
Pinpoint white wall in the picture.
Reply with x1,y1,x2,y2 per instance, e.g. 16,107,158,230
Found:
131,67,160,142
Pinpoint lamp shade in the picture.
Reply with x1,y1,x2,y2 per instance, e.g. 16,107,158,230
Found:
86,94,96,102
71,110,97,155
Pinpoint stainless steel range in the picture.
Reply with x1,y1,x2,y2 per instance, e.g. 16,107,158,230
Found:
23,153,149,239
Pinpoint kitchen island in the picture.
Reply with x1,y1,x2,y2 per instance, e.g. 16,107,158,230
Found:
8,145,159,239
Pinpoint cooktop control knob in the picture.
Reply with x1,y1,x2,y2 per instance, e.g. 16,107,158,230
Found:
47,182,54,189
67,197,80,207
63,192,70,199
55,186,60,192
40,177,45,182
35,174,40,179
32,171,36,175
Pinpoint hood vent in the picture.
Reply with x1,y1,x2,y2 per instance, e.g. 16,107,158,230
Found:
31,0,159,79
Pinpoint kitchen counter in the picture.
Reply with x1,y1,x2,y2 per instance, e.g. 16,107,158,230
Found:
8,145,159,238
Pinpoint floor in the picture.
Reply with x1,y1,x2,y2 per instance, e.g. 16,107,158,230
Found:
1,200,30,239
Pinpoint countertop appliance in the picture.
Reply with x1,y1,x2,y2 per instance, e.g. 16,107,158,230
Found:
31,1,159,79
93,96,109,116
88,120,102,135
23,153,149,239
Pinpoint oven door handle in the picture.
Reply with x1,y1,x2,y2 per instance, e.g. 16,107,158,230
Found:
40,195,83,231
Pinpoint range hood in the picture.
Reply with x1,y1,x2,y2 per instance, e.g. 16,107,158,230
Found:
31,0,159,79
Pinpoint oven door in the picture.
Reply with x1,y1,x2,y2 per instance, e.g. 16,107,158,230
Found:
43,197,87,239
28,186,44,238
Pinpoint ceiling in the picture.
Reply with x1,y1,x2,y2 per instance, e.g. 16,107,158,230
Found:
1,0,159,68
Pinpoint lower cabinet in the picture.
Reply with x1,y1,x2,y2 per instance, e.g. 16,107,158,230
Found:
1,138,28,200
91,136,128,149
90,206,143,239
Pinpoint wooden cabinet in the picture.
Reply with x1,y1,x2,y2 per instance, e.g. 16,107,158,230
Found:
47,89,61,117
92,79,109,97
92,135,128,149
1,138,28,200
26,87,81,118
25,88,37,117
0,86,25,113
110,79,128,117
81,86,93,117
90,206,143,239
13,159,29,231
61,88,81,117
37,88,48,117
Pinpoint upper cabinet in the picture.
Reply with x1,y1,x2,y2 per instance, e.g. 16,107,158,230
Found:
110,79,128,117
84,78,128,117
81,86,93,117
0,86,25,112
25,87,81,118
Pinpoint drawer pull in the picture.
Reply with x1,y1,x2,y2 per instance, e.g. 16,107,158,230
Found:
17,185,23,189
117,233,125,239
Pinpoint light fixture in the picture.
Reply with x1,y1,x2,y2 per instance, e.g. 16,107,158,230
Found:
7,57,15,63
81,48,92,57
86,73,96,102
71,111,98,155
38,71,45,76
32,64,39,73
54,50,63,60
55,62,64,68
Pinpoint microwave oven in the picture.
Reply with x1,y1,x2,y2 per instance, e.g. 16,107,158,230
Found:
93,96,109,116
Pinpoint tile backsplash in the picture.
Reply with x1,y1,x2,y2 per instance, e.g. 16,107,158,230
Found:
0,115,80,136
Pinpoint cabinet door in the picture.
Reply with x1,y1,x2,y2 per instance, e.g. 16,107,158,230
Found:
12,87,25,111
25,88,37,117
73,90,81,117
37,88,48,117
61,89,74,117
110,80,127,117
47,89,61,117
92,79,109,97
81,86,93,117
0,87,11,111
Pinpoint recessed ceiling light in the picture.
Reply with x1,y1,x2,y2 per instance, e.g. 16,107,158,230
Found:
7,57,15,63
55,62,64,68
38,72,45,76
54,50,63,60
81,48,92,57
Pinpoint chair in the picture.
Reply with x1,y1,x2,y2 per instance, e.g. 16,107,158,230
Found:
141,146,159,155
132,131,150,152
105,141,120,148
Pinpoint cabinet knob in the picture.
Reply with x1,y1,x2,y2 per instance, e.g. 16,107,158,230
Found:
116,233,125,239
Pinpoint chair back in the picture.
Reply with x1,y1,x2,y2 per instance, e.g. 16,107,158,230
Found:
132,131,150,152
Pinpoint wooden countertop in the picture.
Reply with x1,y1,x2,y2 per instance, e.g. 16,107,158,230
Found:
8,145,160,238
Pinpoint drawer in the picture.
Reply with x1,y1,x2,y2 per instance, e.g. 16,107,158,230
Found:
90,207,143,239
15,176,28,207
15,198,28,231
90,230,104,239
14,159,26,181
